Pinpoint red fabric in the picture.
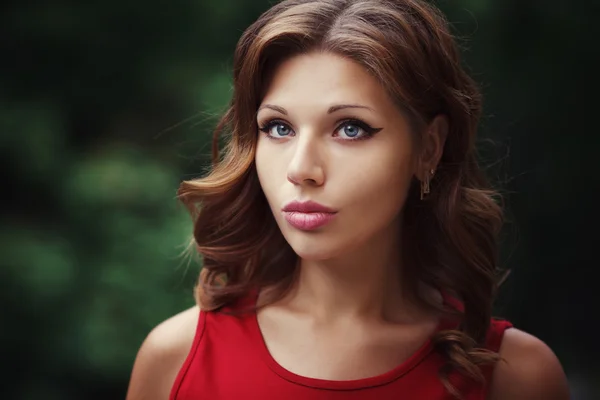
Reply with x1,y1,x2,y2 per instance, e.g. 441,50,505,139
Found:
170,294,513,400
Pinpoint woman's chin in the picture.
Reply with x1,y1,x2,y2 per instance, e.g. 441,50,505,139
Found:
284,234,344,261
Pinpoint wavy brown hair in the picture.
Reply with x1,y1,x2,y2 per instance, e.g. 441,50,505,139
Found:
178,0,504,397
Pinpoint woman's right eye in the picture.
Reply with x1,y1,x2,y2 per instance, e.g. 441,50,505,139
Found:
259,120,294,139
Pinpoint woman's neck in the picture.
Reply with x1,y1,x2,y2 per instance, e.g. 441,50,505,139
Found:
279,220,424,324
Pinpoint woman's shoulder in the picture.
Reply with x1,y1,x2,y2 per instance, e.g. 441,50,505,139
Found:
488,327,570,400
125,306,201,400
139,305,200,358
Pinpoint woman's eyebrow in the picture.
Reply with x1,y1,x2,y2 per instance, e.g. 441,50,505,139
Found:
327,104,374,113
258,104,288,115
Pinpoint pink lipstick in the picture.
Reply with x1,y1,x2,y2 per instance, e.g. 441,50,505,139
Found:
281,200,337,231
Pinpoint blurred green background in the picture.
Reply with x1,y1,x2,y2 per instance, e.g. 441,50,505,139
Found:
1,0,597,399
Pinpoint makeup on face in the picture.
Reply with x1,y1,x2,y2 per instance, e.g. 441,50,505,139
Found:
281,200,337,231
255,52,416,261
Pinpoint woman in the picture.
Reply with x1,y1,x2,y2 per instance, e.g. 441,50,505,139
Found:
126,0,569,399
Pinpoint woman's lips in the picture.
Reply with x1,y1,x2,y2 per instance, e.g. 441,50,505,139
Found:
281,200,337,231
282,211,337,231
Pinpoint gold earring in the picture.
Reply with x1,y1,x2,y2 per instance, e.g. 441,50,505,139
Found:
420,169,435,200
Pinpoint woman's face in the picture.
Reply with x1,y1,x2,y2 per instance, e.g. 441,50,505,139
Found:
255,52,419,261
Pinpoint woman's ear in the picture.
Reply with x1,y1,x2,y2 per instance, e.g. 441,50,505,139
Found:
416,114,448,180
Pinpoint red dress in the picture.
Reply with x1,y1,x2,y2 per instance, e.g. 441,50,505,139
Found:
170,293,512,399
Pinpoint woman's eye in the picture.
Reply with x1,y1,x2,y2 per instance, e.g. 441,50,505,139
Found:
272,124,292,137
334,119,381,141
259,121,293,138
337,123,364,139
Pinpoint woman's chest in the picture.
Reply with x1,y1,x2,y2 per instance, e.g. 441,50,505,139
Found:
172,312,486,400
256,310,440,381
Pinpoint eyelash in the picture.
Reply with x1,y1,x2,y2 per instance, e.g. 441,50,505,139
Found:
258,118,382,142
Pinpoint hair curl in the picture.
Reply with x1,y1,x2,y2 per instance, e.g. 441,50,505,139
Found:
178,0,504,397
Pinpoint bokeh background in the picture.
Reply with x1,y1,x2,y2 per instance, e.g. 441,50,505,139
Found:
1,0,597,399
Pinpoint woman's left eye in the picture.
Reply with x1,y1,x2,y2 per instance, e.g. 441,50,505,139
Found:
337,123,364,139
334,120,380,141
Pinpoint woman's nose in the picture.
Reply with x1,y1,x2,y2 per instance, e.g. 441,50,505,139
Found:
286,133,325,187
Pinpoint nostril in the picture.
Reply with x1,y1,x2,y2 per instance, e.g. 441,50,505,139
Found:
287,175,319,186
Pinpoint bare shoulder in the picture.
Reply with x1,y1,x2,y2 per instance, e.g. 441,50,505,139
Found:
125,306,200,400
488,328,570,400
